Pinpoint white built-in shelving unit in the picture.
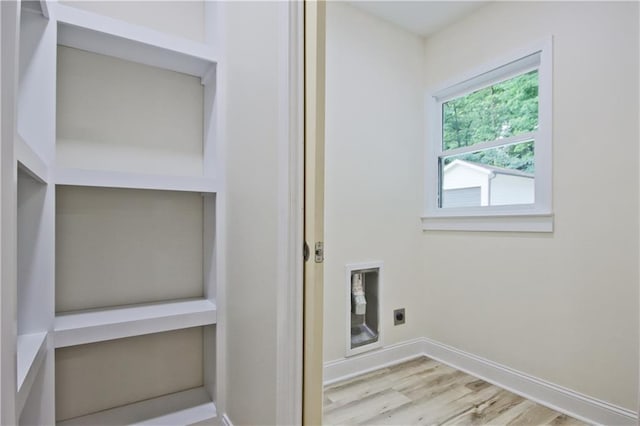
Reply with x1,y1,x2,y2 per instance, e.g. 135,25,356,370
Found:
7,1,224,424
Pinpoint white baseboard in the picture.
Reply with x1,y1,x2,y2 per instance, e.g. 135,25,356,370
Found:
323,337,638,426
220,413,233,426
323,338,424,385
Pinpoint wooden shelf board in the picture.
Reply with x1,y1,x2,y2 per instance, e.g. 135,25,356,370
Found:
55,167,218,193
57,386,216,426
16,135,49,183
16,332,48,415
54,4,217,78
54,299,217,348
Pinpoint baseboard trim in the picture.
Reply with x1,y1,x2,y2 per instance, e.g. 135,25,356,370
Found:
323,337,638,426
220,413,233,426
323,338,424,386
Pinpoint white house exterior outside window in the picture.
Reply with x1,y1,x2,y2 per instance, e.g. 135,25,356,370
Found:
423,38,553,232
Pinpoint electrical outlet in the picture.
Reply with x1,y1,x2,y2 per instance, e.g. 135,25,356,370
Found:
393,308,405,325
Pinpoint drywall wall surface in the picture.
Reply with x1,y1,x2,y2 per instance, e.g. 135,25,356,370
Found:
422,1,639,410
56,45,204,177
223,2,279,424
324,2,425,363
59,1,205,43
56,186,203,312
55,327,204,421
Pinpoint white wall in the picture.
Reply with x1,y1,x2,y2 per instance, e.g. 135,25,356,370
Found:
55,186,203,312
56,45,204,177
223,2,281,424
55,328,204,421
422,1,638,410
324,2,424,363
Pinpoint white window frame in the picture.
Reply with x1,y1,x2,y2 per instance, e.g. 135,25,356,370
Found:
422,37,553,232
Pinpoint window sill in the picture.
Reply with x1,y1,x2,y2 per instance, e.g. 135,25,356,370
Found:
421,213,553,233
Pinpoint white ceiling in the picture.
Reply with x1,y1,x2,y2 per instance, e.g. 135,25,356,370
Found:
349,1,487,38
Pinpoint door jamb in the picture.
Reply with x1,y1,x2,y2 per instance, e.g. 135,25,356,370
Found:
276,0,305,424
302,1,326,424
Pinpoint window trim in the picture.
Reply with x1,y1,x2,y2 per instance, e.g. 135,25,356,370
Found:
423,37,553,232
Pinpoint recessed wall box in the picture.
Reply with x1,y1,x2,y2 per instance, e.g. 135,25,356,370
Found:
346,261,383,356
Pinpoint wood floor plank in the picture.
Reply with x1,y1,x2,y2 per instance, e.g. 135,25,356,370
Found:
440,389,524,425
325,358,438,406
399,368,475,402
549,414,589,426
364,387,475,425
490,400,539,425
325,367,393,393
323,357,588,426
416,384,505,425
506,403,565,426
365,380,499,425
323,390,412,425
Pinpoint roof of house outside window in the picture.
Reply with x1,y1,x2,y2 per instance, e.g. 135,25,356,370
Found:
444,159,534,179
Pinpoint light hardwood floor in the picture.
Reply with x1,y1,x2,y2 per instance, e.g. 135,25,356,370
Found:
323,357,588,425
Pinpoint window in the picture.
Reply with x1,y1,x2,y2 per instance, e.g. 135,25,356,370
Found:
423,39,553,232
